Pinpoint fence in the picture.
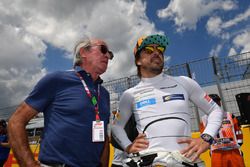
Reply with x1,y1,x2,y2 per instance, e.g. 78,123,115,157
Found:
103,51,250,131
1,52,249,131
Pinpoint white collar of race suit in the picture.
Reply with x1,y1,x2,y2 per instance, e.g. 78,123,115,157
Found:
141,73,164,84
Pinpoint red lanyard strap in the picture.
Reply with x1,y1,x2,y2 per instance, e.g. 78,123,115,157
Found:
76,72,100,121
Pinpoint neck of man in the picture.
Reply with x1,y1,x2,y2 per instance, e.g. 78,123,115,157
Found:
140,69,162,78
80,65,99,81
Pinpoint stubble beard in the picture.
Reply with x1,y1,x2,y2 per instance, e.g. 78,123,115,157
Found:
142,63,164,76
151,64,163,75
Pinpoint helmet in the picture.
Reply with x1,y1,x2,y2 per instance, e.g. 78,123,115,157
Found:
133,34,169,57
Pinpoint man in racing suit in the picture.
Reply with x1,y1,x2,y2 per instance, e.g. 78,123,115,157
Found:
200,94,245,167
111,34,223,167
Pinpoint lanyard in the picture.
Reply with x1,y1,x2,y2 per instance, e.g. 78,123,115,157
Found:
76,72,100,121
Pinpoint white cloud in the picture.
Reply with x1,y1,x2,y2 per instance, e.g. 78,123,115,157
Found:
223,8,250,29
206,16,223,36
228,48,237,56
206,7,250,37
157,0,237,32
1,0,162,79
0,23,46,117
209,44,223,57
205,6,250,58
210,29,250,59
0,0,162,118
232,30,250,53
156,0,249,58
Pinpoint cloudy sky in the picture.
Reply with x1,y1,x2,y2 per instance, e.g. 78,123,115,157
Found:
0,0,250,119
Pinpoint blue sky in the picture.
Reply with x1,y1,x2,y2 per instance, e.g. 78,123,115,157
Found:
0,0,250,118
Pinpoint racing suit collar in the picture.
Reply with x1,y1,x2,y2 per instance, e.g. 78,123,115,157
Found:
141,73,164,84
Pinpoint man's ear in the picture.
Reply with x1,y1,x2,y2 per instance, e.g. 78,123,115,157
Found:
136,60,142,66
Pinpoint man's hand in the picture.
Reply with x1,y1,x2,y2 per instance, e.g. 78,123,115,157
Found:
126,133,149,153
178,137,210,162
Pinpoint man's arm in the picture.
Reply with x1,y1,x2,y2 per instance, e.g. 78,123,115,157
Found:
111,91,135,150
178,76,223,161
100,136,110,167
111,90,149,153
8,102,40,167
182,76,223,137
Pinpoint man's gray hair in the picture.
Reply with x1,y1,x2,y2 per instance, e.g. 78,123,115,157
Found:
73,38,91,68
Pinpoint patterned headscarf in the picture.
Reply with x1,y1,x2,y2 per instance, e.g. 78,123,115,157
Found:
133,34,169,56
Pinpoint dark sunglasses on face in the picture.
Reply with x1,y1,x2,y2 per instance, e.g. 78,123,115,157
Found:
143,46,165,55
90,44,114,60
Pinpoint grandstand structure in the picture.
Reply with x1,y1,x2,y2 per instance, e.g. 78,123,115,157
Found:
103,51,250,131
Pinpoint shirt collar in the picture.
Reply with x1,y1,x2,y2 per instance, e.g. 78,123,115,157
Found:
74,66,103,84
141,73,164,84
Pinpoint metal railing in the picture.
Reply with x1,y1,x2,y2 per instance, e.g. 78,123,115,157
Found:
1,52,249,132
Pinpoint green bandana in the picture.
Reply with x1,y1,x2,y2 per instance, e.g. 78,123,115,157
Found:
134,34,169,56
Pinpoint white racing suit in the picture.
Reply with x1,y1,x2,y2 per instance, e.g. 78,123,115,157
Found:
111,73,223,167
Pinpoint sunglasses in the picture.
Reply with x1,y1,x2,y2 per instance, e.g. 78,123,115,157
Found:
90,44,114,60
143,46,165,55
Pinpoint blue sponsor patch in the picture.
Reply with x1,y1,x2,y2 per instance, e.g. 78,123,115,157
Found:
162,94,185,102
136,98,156,109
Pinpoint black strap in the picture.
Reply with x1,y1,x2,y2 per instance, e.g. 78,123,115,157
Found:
139,153,157,166
182,161,198,167
111,164,123,167
143,116,188,133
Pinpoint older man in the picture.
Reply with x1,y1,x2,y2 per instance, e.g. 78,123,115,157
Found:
8,37,113,167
